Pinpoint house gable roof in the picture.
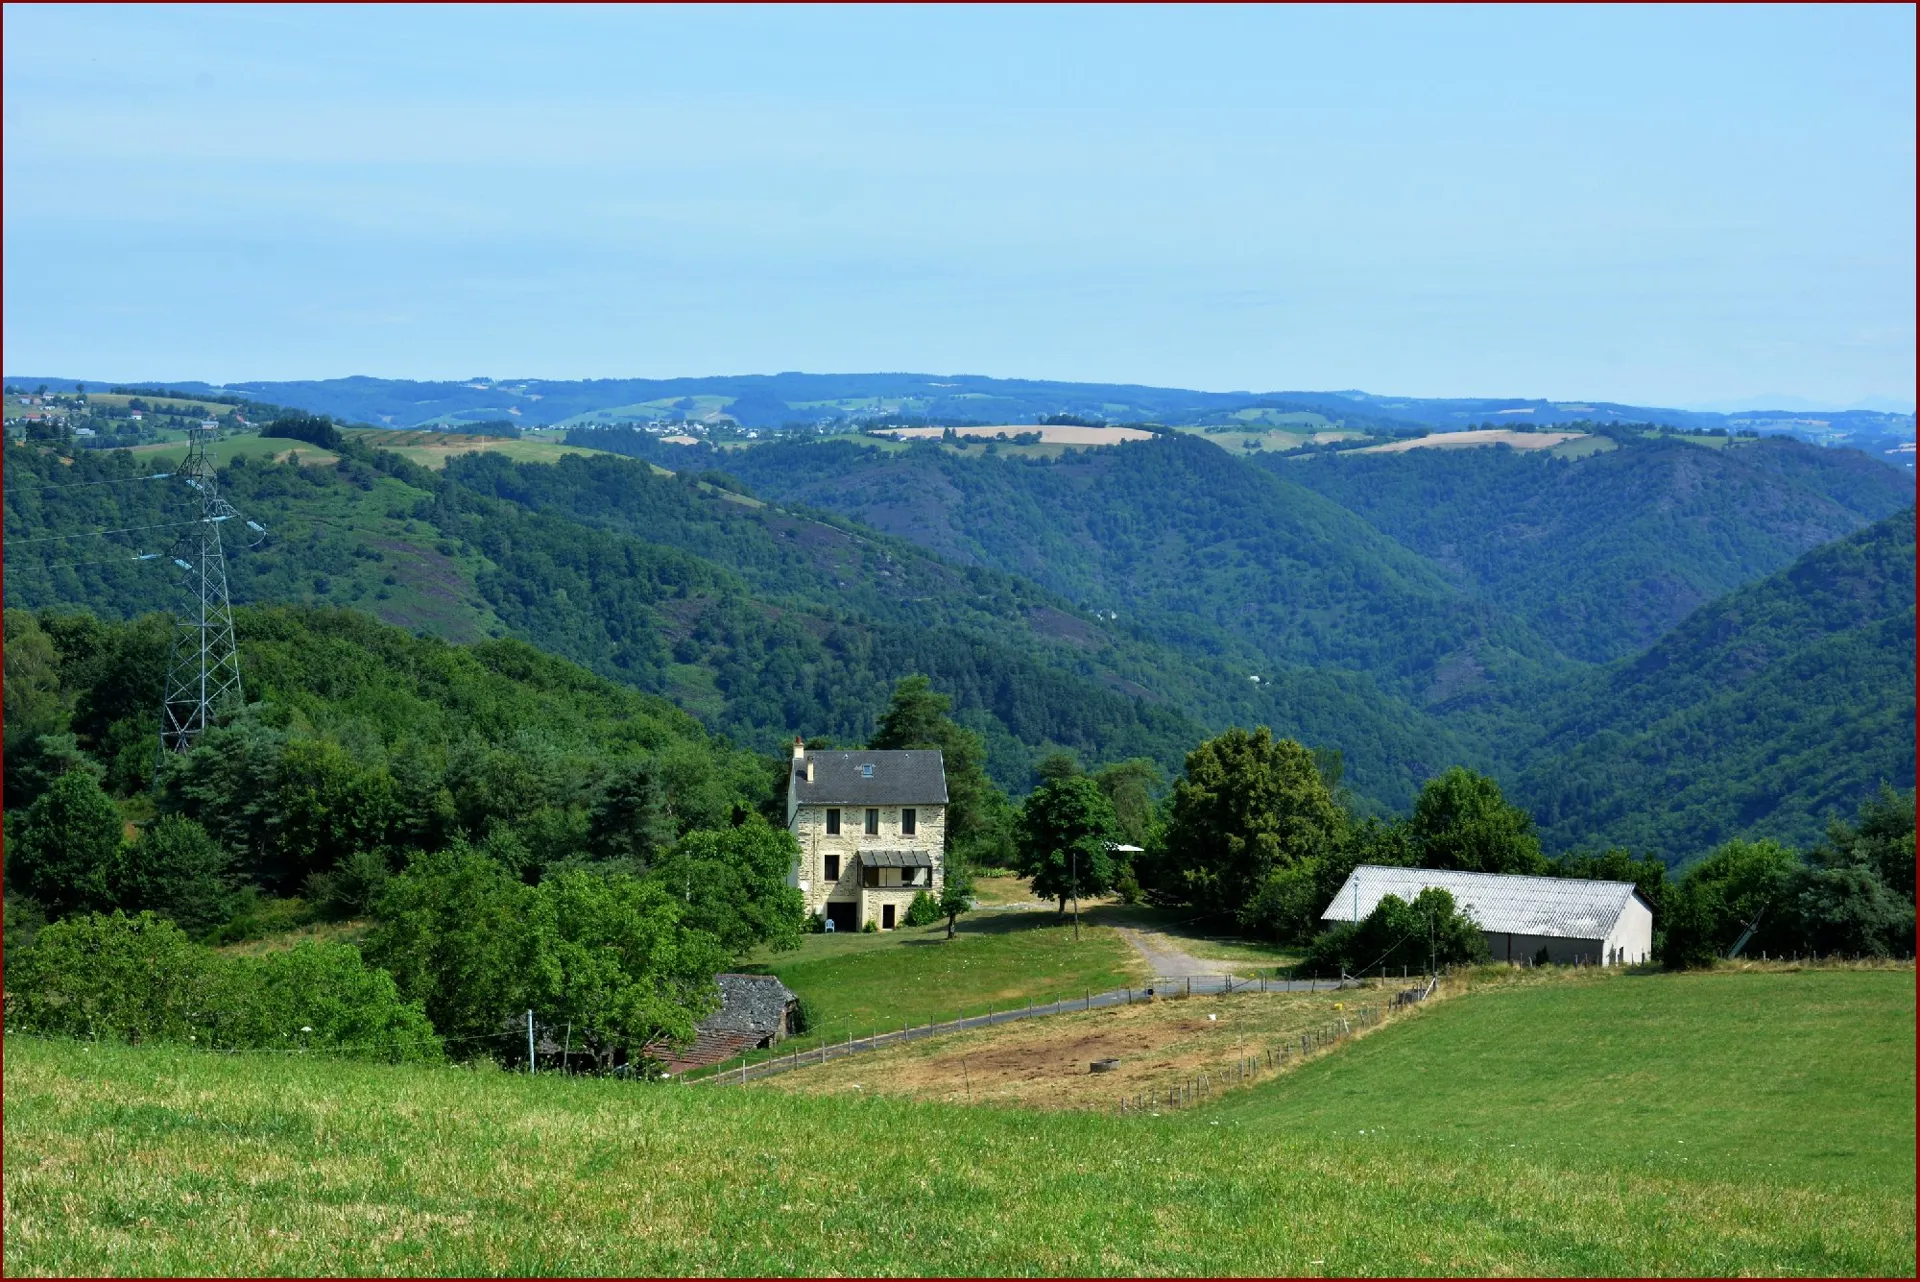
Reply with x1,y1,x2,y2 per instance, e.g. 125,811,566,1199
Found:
1320,865,1645,940
793,749,948,805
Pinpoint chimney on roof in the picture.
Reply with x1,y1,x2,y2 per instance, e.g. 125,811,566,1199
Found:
792,735,805,762
793,736,814,782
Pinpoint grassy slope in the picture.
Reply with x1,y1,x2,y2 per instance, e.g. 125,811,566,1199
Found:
1213,968,1914,1194
751,912,1145,1036
5,969,1909,1276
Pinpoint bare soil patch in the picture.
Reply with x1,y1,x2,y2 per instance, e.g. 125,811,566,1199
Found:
759,988,1395,1110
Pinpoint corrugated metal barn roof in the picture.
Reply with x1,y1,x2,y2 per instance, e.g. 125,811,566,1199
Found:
793,750,949,805
1320,865,1642,940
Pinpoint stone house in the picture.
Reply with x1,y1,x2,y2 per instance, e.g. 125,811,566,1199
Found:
785,737,948,931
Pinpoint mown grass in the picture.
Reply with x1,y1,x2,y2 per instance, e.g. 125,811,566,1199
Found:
5,969,1911,1276
1210,965,1917,1196
749,911,1146,1039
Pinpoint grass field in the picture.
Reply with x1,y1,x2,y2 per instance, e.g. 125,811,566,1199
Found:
338,428,619,471
747,911,1146,1040
5,966,1909,1275
125,433,340,467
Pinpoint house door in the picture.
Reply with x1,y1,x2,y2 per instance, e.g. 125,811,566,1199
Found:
882,903,896,930
825,901,858,933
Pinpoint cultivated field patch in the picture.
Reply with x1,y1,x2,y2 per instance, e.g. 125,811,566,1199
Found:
1356,428,1590,453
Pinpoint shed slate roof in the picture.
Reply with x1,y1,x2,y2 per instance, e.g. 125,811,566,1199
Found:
861,849,934,868
1320,865,1644,940
792,750,948,805
702,973,799,1038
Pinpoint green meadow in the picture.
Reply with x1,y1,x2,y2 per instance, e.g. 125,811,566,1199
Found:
5,967,1911,1276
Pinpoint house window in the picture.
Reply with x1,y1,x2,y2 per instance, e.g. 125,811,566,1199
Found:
901,808,917,836
865,808,879,835
824,855,840,881
860,763,874,778
825,808,840,835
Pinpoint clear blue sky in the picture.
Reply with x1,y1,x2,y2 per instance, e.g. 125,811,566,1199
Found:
4,4,1913,408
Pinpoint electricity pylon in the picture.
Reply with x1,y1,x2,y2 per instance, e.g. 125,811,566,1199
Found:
155,423,260,772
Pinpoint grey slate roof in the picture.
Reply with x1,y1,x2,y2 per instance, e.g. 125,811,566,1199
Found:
1320,865,1644,940
861,850,934,868
702,974,799,1038
793,749,948,805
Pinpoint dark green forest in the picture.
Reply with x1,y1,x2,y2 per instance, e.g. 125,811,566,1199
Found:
3,437,1465,806
1513,510,1917,860
6,419,1911,862
1268,431,1910,662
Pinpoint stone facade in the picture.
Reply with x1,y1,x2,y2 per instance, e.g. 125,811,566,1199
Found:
785,739,947,930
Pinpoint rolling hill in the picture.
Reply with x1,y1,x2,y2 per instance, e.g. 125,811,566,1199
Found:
703,431,1569,712
1268,430,1914,663
1512,509,1917,860
2,436,1468,806
11,372,1911,455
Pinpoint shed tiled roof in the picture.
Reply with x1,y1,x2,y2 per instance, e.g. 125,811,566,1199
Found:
702,974,799,1038
861,849,934,868
793,750,948,805
1320,865,1643,940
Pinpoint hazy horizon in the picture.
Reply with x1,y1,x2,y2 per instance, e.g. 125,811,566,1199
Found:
2,366,1912,419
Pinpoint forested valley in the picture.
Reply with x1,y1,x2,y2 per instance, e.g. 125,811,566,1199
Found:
3,411,1912,1069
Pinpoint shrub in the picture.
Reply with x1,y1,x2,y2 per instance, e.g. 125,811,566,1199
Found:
207,890,322,945
110,815,236,937
6,912,212,1043
8,770,123,916
862,919,878,933
6,911,440,1063
1300,888,1488,978
903,890,941,927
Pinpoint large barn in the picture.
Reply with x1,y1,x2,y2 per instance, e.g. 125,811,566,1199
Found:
1321,865,1655,966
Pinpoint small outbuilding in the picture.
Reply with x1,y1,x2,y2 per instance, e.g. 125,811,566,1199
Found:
1321,865,1654,966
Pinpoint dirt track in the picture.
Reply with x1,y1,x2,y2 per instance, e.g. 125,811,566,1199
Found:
1117,927,1247,979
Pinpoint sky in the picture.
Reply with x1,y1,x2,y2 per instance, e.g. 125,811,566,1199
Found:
4,4,1914,408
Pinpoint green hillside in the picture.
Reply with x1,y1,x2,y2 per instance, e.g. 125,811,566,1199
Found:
709,432,1568,710
5,967,1910,1275
1270,431,1912,663
2,436,1464,805
1513,510,1917,859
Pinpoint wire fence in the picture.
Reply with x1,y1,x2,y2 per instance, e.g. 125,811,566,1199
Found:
694,972,1347,1086
1115,1003,1389,1115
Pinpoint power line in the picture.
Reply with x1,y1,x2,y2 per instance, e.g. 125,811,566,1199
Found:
6,471,176,490
3,551,166,572
7,517,212,545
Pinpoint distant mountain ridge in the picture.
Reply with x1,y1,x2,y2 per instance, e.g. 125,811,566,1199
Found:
8,371,1912,454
